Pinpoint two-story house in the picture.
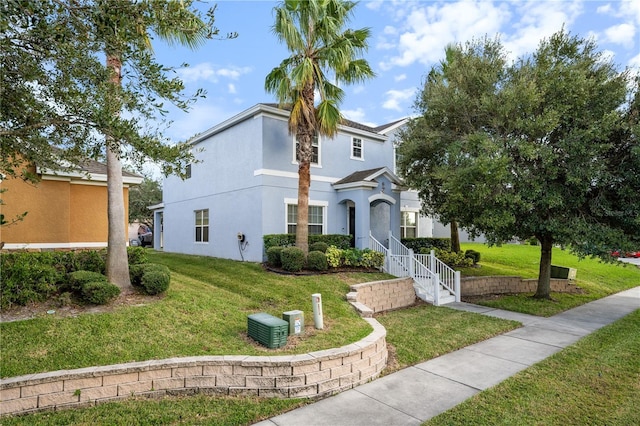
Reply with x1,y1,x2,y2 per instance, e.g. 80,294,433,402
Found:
155,103,433,262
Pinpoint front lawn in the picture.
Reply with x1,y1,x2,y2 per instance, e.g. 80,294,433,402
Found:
1,251,390,378
458,243,640,316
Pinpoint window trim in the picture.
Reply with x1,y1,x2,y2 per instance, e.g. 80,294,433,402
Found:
284,198,328,235
194,209,209,243
292,134,322,168
351,137,364,160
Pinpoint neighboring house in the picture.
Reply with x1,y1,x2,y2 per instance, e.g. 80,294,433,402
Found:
156,103,434,262
1,158,142,250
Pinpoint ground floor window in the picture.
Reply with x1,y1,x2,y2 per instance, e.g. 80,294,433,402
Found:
287,204,324,234
401,211,417,238
195,209,209,242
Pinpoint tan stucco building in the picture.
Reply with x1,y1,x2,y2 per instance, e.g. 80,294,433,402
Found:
1,159,142,250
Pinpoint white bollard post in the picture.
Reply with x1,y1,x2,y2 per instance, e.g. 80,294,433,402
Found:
311,293,324,329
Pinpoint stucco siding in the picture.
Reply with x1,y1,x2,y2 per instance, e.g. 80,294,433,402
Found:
1,177,71,244
69,184,108,242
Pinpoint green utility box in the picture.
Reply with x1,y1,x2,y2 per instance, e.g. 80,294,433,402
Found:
282,310,304,335
550,265,577,280
247,313,289,348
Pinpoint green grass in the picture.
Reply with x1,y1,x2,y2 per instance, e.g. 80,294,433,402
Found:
1,251,391,378
376,304,520,371
0,395,308,426
426,309,640,426
458,243,640,316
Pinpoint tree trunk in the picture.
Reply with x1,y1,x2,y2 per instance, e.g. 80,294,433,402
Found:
534,234,553,299
450,220,461,253
106,54,132,291
296,160,310,256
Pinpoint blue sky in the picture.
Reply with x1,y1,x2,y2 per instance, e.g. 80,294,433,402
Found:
151,0,640,145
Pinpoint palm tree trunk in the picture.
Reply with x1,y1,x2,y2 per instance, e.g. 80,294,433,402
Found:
296,160,310,256
534,234,553,299
106,54,132,291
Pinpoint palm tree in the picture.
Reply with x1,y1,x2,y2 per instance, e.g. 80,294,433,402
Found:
265,0,374,255
98,0,211,290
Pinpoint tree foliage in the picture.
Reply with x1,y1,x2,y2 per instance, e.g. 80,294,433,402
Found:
265,0,374,255
398,30,640,299
2,0,234,290
128,176,162,226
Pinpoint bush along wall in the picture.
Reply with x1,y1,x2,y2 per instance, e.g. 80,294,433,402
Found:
267,245,384,272
263,234,353,252
401,237,451,252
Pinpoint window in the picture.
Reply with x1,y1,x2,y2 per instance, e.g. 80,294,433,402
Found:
401,211,417,238
295,134,320,165
185,164,192,179
287,204,324,234
195,209,209,242
351,137,363,159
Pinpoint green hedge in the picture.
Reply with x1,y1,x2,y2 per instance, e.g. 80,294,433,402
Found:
263,234,352,252
401,237,451,252
1,248,148,309
281,247,306,272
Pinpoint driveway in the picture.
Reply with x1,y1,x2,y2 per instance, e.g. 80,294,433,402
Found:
618,257,640,267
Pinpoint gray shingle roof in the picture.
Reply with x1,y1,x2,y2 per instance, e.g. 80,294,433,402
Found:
333,167,387,185
76,158,140,178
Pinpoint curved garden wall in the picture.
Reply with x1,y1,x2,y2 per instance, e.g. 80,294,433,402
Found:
0,318,387,417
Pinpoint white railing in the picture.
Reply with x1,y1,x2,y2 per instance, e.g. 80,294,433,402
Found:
416,251,461,302
370,231,460,306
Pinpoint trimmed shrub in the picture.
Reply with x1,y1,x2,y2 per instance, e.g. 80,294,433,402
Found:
67,270,108,292
140,269,170,295
361,249,384,269
81,281,120,305
325,245,342,268
127,246,148,265
0,254,60,308
264,234,352,251
266,246,284,267
309,242,329,253
307,251,328,271
402,237,451,252
129,264,145,287
280,247,305,272
464,249,481,264
434,249,473,268
74,249,107,274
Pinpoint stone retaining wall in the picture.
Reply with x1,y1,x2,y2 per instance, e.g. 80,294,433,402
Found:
346,277,417,317
461,276,582,297
0,318,387,417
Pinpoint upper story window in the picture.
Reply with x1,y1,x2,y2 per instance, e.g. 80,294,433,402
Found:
195,209,209,242
294,134,320,166
351,137,363,160
401,211,417,238
185,164,192,179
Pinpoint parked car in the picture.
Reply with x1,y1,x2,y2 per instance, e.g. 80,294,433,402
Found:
137,224,153,248
611,250,640,258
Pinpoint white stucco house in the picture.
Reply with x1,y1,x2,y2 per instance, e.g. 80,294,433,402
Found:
153,103,434,262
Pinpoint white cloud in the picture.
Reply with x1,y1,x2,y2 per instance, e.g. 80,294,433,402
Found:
629,51,640,69
502,0,583,62
166,102,236,142
603,23,636,47
177,63,252,84
380,1,511,69
228,83,237,94
342,108,369,124
394,74,407,82
596,4,613,15
352,85,365,94
382,88,416,111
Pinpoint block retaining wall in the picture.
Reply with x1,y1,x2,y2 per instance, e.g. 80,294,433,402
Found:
461,276,582,297
0,317,387,417
346,277,417,317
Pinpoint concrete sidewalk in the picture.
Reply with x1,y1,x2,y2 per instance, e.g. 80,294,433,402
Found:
255,287,639,426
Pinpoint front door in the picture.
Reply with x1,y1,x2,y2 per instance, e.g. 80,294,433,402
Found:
348,206,356,247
